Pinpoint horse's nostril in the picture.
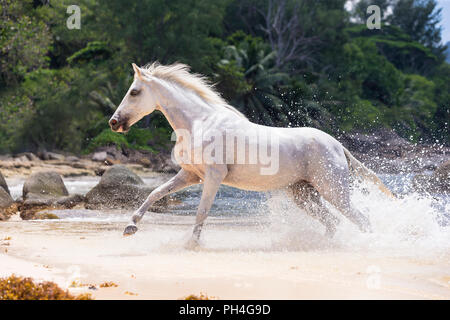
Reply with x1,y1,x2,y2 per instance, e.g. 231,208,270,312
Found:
110,119,118,126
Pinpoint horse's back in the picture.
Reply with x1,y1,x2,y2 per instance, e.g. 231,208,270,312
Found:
222,125,348,191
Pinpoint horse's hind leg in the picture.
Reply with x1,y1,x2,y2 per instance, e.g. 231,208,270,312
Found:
289,181,340,237
312,172,371,233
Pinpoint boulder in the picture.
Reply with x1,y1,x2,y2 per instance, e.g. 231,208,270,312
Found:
429,160,450,193
65,156,80,162
0,172,15,221
23,171,69,201
19,171,85,220
0,188,13,208
18,194,85,220
15,152,40,162
85,164,167,209
14,155,29,163
0,171,10,195
92,151,108,162
47,152,65,161
36,150,50,160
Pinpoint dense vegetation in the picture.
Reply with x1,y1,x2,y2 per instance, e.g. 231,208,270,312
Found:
0,0,449,154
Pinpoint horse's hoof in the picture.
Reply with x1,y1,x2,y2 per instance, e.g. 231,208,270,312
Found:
184,237,200,250
123,225,138,236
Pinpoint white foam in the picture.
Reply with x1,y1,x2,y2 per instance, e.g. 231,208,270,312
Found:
261,181,450,257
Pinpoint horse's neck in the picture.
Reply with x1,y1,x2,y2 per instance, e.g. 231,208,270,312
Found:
153,80,214,132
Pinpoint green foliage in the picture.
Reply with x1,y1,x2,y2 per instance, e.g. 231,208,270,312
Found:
85,126,173,153
0,90,34,152
347,25,440,75
125,126,172,152
96,0,227,72
395,74,437,139
0,0,51,86
389,0,444,55
18,67,105,152
67,41,111,65
431,63,450,144
84,128,130,153
0,0,449,155
214,32,290,126
338,98,384,133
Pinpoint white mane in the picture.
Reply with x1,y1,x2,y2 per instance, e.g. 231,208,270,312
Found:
141,62,247,119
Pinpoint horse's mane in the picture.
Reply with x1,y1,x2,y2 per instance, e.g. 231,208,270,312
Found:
141,62,247,119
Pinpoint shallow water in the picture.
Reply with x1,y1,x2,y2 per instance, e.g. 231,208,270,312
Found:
5,172,450,258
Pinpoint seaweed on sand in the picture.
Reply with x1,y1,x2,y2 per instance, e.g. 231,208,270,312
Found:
0,275,92,300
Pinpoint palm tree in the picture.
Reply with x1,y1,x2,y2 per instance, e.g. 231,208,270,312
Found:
215,34,291,126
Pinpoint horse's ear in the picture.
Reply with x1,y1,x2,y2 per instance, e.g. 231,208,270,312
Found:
132,63,142,79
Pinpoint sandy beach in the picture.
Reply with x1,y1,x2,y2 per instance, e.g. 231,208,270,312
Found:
1,211,449,300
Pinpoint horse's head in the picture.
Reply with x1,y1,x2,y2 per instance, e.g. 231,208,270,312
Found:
109,63,157,132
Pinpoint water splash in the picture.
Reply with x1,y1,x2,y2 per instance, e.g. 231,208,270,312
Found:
262,177,450,257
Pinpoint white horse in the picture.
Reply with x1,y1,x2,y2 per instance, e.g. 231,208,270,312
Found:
109,62,393,246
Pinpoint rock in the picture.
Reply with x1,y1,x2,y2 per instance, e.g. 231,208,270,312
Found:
85,164,167,210
94,167,107,176
412,160,450,194
341,128,412,157
14,155,29,163
28,153,40,161
105,157,121,165
138,158,152,168
0,171,10,195
66,156,80,162
0,171,15,220
18,203,50,220
15,152,40,162
0,170,14,220
19,171,87,220
23,171,69,201
47,152,65,161
19,194,85,220
0,188,14,209
36,150,50,160
23,194,85,207
433,160,450,178
92,151,108,162
54,194,85,207
430,160,450,193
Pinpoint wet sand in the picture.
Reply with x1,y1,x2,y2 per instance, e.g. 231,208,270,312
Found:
1,214,449,300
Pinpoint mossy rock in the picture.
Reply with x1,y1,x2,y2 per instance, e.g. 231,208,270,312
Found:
35,212,60,220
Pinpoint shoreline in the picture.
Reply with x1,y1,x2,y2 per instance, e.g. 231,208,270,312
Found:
1,218,449,300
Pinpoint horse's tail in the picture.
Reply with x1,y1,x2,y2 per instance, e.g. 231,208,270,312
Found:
343,147,395,198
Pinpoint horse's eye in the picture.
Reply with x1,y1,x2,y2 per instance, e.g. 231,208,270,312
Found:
130,89,140,96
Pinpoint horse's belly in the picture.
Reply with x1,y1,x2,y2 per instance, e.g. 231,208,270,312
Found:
223,163,303,191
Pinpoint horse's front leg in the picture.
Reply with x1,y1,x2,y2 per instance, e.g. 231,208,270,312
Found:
123,169,200,236
186,165,228,249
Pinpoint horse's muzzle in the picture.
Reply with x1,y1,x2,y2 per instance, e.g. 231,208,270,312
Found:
109,116,129,132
